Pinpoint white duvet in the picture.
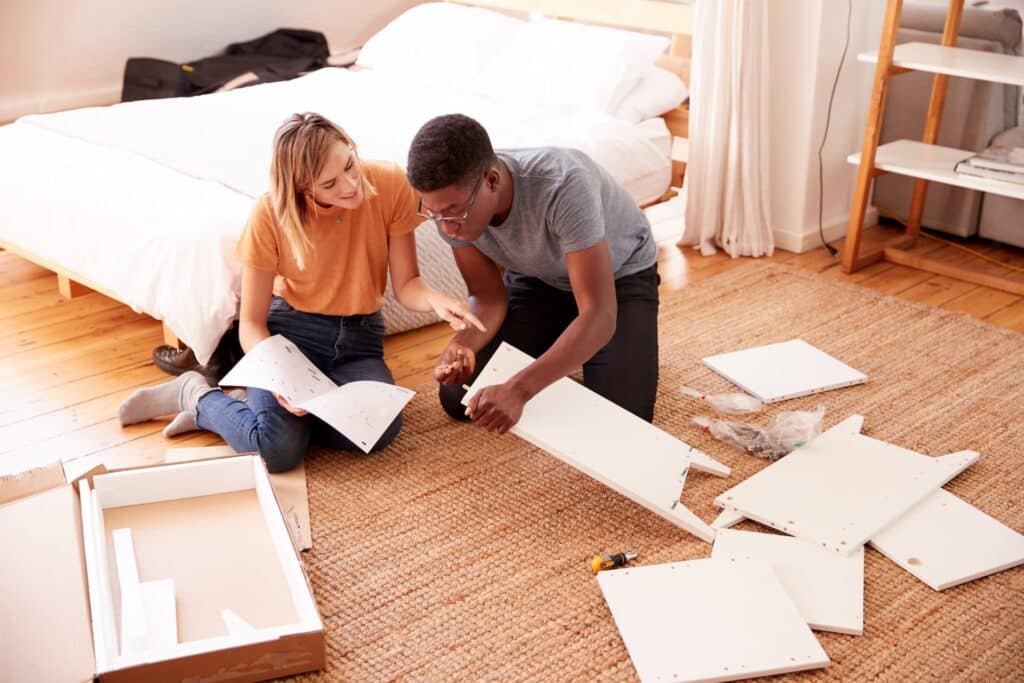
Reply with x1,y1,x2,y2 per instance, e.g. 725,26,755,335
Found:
1,67,671,363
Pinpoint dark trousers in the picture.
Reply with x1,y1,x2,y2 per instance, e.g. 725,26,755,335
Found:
440,264,660,422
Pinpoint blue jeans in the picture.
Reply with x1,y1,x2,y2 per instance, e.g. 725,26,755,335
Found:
196,297,403,472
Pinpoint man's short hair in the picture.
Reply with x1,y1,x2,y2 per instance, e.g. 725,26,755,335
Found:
407,114,496,192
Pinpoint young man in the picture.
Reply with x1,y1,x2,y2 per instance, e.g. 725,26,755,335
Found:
407,114,660,434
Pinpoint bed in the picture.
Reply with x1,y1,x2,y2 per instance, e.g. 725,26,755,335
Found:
0,0,692,364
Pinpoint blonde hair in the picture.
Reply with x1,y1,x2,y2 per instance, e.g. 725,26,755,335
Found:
269,112,377,270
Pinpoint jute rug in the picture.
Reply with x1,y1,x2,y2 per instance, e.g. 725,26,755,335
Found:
295,261,1024,682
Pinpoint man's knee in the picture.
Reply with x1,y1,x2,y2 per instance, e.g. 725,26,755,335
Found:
585,377,656,423
439,383,471,422
631,398,656,423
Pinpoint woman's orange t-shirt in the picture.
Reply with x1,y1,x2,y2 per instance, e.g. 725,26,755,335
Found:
236,160,422,315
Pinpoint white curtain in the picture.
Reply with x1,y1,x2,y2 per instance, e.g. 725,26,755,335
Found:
680,0,773,258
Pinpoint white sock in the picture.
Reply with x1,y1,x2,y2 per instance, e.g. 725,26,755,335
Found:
118,371,214,426
161,388,247,438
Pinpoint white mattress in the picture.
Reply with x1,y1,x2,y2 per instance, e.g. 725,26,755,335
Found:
1,67,672,363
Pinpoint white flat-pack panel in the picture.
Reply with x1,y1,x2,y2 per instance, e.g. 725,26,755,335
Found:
702,339,867,403
465,343,730,543
714,416,979,555
871,488,1024,591
597,558,829,682
711,508,744,529
712,529,864,635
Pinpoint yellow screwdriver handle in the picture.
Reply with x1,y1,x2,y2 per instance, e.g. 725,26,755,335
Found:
590,555,612,573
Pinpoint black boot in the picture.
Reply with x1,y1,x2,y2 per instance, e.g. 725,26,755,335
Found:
152,345,201,376
152,323,242,383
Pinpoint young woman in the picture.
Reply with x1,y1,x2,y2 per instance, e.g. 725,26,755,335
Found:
118,112,483,472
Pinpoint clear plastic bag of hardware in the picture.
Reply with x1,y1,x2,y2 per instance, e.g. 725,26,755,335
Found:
693,405,825,460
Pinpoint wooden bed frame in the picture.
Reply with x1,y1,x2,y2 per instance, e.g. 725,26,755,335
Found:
0,238,182,347
3,0,694,349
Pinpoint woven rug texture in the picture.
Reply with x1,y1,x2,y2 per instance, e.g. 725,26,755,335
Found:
294,261,1024,682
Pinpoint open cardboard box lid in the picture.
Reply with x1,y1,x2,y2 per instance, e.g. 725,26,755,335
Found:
0,456,322,682
1,460,97,682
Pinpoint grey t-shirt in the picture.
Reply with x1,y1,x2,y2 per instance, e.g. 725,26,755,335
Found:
439,147,657,291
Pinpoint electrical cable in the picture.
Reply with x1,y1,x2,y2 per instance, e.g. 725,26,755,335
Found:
818,0,854,256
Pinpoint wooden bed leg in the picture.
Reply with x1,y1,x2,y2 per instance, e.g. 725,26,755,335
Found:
162,322,182,349
57,274,93,299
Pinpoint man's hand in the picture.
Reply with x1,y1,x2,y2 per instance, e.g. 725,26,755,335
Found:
435,342,476,386
466,382,527,434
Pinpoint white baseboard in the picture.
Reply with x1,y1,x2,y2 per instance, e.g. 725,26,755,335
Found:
0,85,122,122
772,206,879,254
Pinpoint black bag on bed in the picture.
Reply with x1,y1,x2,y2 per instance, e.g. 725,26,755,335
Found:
121,28,329,102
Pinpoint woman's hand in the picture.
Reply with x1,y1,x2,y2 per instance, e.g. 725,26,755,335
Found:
274,393,308,416
426,290,487,333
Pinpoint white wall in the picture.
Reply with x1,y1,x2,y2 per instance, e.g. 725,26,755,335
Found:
0,0,418,121
766,0,885,253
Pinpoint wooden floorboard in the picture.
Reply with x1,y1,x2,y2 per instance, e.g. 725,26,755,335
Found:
0,230,1021,477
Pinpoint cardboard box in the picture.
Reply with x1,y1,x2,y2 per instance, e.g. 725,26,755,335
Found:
1,455,325,682
165,446,312,552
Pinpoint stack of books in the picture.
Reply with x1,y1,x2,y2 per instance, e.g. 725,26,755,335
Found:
954,145,1024,186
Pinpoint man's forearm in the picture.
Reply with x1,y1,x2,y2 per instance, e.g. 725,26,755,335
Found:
506,308,615,401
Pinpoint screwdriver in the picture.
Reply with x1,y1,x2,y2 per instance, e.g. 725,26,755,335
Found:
590,552,638,573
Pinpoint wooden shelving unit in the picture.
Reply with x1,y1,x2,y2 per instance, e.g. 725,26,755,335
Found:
842,0,1024,296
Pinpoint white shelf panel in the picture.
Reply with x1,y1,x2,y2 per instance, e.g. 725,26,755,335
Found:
859,42,1024,87
849,140,1024,201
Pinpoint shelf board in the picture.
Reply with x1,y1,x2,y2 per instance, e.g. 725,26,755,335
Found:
849,140,1024,201
859,42,1024,87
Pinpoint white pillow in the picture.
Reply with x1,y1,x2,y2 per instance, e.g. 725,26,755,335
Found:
474,18,670,115
611,66,690,124
356,3,526,90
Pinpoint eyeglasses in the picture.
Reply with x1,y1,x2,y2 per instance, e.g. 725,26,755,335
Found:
417,174,485,226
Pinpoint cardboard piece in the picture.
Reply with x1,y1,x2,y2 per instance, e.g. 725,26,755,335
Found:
0,458,67,504
219,334,414,452
464,343,730,544
166,446,313,551
702,339,867,403
1,456,325,682
713,415,979,555
1,484,97,683
870,488,1024,591
597,558,829,682
711,529,865,635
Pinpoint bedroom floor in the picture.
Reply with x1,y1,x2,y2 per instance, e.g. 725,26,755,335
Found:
0,224,1021,478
